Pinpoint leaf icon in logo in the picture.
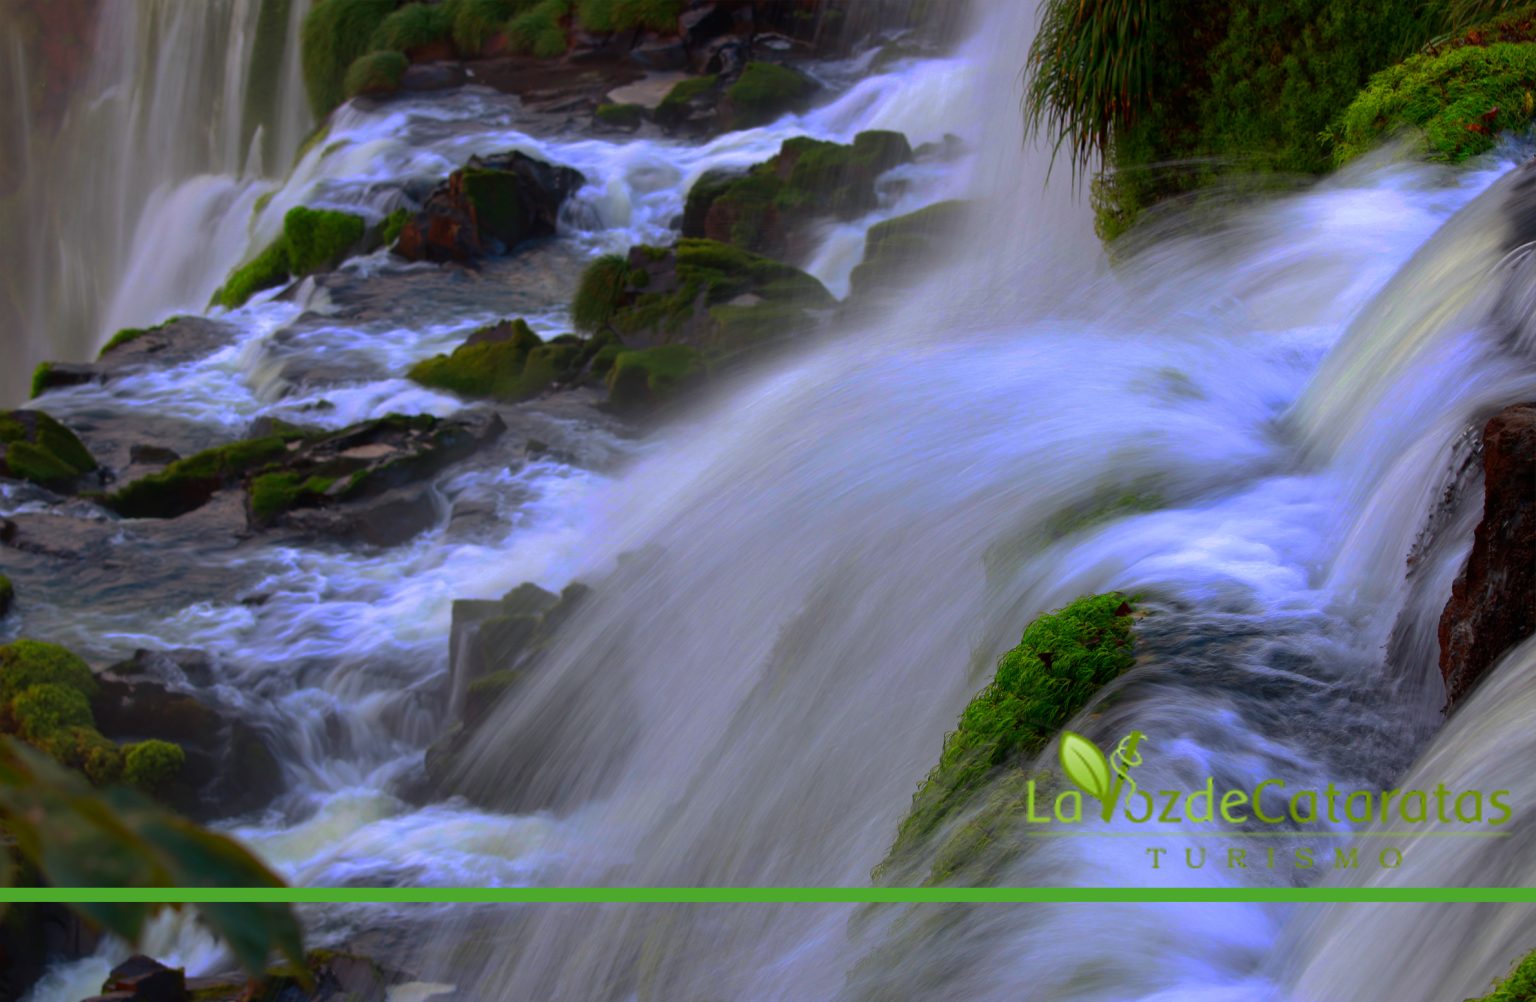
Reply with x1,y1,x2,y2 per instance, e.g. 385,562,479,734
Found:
1059,730,1113,804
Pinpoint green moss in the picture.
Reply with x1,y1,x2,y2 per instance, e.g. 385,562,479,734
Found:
28,363,53,400
122,739,186,795
249,472,336,520
1042,485,1165,541
99,321,165,357
0,640,96,703
877,594,1137,876
370,2,455,51
1335,40,1536,164
215,207,365,309
106,436,292,519
606,344,707,410
0,410,97,489
343,49,409,98
407,319,550,401
508,0,571,57
382,207,411,246
848,200,967,300
213,239,291,309
724,62,818,128
37,725,124,786
461,168,530,247
448,0,520,53
595,102,645,128
656,74,719,127
572,254,631,332
10,684,93,741
574,0,680,32
300,0,398,118
1471,948,1536,1000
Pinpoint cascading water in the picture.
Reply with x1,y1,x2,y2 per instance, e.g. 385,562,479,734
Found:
9,0,1536,999
0,0,313,404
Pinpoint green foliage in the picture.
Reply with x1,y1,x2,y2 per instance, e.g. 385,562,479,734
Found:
123,739,186,794
214,239,290,309
508,0,571,57
344,49,409,97
0,640,96,702
1335,41,1536,164
382,207,411,245
595,102,645,128
370,2,455,51
0,738,304,974
248,472,336,520
300,0,397,118
448,0,520,53
106,436,292,519
1471,949,1536,1000
606,344,706,410
879,594,1137,874
575,0,680,32
724,62,818,128
10,684,93,741
572,254,632,332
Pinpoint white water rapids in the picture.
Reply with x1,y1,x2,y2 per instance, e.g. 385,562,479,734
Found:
8,0,1536,1000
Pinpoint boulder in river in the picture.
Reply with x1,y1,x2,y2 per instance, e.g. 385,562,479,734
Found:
1438,402,1536,706
392,151,585,264
407,319,615,403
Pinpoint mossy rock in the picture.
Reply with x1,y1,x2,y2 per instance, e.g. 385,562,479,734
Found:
575,238,833,355
655,74,720,130
381,206,411,245
122,739,187,795
681,131,914,257
595,102,646,129
1335,23,1536,165
248,471,339,521
343,48,408,98
105,434,295,519
0,639,141,786
1470,948,1536,1000
875,593,1137,881
847,200,968,302
214,205,366,309
0,409,98,490
606,344,708,411
721,61,819,129
408,319,612,403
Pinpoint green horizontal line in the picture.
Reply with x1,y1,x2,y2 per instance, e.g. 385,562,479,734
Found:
4,888,1536,904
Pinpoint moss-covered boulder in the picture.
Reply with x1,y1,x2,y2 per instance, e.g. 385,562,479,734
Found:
28,361,100,398
720,61,819,129
654,74,721,132
0,410,99,491
409,320,614,403
393,150,585,263
595,101,646,130
875,593,1138,884
681,131,913,258
105,411,505,526
1335,11,1536,165
0,639,126,786
606,344,707,411
572,238,834,359
213,205,367,309
846,200,968,303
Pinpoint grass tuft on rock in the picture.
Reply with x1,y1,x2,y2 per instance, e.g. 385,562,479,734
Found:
369,2,455,52
300,0,398,117
575,0,680,32
343,49,409,98
508,0,572,57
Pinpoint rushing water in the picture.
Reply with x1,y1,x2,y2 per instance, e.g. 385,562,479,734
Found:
11,0,1536,999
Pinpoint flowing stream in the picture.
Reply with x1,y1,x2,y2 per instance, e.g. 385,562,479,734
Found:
8,0,1536,999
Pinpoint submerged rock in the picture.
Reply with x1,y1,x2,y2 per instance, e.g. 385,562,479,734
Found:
392,151,584,264
1439,402,1536,706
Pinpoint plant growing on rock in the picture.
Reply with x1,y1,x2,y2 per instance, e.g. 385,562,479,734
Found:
300,0,397,117
344,49,409,97
213,205,365,308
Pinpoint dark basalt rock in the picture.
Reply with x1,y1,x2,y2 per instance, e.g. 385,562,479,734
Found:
82,954,187,1002
1439,402,1536,706
393,151,585,264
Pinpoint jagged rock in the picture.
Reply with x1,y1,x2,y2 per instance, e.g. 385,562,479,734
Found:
83,955,187,1002
392,152,584,264
93,653,286,820
1439,402,1536,706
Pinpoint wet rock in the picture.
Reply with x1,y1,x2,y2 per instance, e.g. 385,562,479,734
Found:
392,151,585,265
628,37,690,71
168,949,405,1002
407,319,613,404
0,511,119,561
29,361,101,395
278,483,443,548
93,656,286,820
400,61,467,92
1439,402,1536,706
94,316,235,370
0,574,11,617
84,955,187,1002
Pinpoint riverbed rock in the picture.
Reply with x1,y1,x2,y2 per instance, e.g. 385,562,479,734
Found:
681,130,913,258
0,409,100,492
1439,402,1536,706
84,954,187,1002
407,319,614,403
392,151,585,264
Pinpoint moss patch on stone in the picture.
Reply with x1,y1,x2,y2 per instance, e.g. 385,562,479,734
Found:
0,410,98,490
724,61,818,128
381,207,411,246
847,200,967,301
212,240,292,310
214,206,366,309
407,319,545,401
655,74,719,128
606,344,707,411
249,471,337,520
877,593,1137,879
106,436,294,519
122,739,186,795
595,102,645,129
0,639,146,787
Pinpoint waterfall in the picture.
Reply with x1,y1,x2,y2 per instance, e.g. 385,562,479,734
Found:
0,0,312,404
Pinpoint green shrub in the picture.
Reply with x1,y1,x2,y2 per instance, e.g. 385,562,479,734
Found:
507,0,571,57
449,0,519,53
0,639,96,703
300,0,397,118
122,739,186,794
878,593,1137,874
1470,948,1536,1000
572,254,631,332
344,49,409,97
370,2,455,51
724,62,818,128
1335,40,1536,164
575,0,680,32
